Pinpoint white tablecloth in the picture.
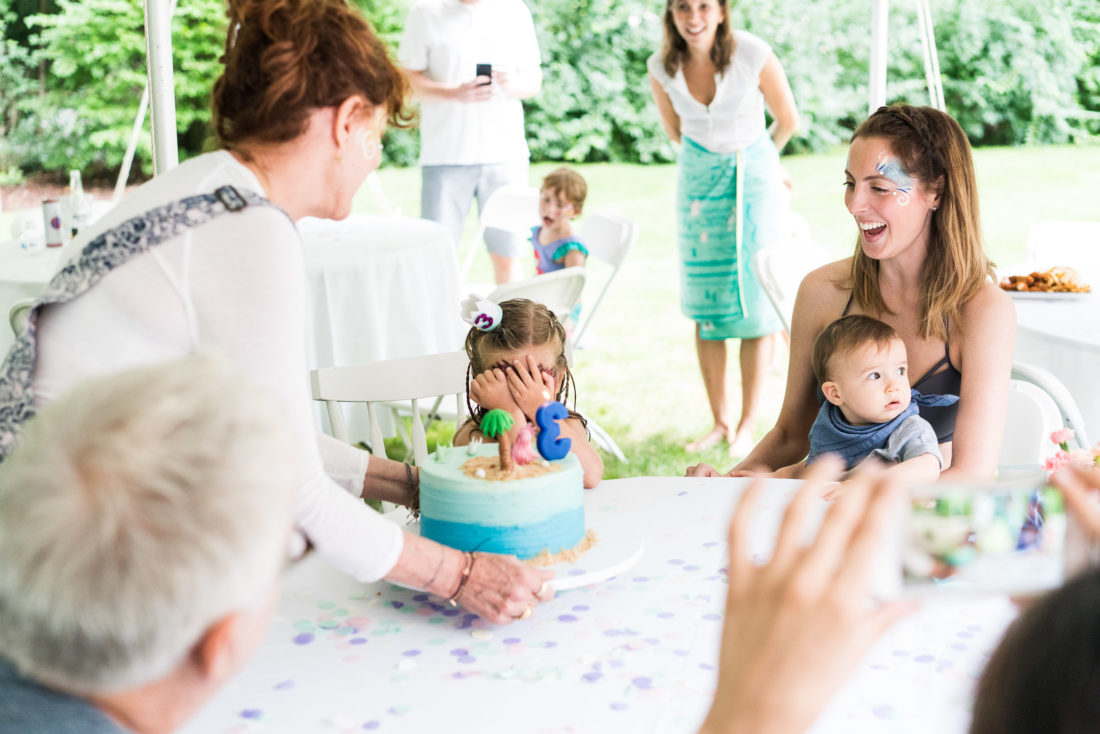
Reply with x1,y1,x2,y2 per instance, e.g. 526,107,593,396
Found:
1013,292,1100,443
178,477,1016,734
298,214,466,441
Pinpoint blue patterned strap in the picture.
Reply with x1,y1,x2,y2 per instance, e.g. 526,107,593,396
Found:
0,185,283,460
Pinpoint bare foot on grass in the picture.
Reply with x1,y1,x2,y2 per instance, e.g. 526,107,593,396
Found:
686,425,729,453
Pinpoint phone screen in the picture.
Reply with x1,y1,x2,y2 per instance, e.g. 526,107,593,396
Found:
476,63,492,85
897,478,1070,597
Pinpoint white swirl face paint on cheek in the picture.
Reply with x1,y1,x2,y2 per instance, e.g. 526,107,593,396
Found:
875,154,914,206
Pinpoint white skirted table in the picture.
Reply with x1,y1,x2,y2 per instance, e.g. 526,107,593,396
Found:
297,214,466,441
1012,292,1100,442
178,477,1017,734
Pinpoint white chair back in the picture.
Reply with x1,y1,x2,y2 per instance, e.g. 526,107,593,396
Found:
1025,219,1100,284
310,350,469,467
8,297,34,338
1011,361,1090,447
752,239,828,333
998,380,1064,469
487,267,587,324
459,185,540,280
573,212,637,346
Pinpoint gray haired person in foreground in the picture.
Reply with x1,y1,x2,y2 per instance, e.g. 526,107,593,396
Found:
0,354,295,733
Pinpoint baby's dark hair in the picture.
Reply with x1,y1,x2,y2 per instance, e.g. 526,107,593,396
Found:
969,567,1100,734
811,315,902,384
464,298,586,432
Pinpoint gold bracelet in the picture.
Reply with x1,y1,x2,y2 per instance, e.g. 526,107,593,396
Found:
447,551,475,607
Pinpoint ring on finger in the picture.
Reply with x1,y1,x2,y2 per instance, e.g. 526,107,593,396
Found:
518,605,533,621
533,581,547,598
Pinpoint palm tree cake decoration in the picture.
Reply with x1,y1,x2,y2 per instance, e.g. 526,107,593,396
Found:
480,409,515,473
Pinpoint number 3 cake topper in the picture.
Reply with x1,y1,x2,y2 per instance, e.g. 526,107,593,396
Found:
535,401,572,460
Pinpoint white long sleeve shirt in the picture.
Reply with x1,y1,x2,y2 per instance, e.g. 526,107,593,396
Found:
33,151,403,582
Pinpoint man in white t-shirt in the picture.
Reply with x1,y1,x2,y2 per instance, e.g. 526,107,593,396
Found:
398,0,542,284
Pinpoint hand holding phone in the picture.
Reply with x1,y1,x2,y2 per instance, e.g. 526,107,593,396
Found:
475,63,492,86
879,474,1080,599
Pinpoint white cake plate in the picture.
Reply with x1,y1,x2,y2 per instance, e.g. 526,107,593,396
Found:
402,519,644,593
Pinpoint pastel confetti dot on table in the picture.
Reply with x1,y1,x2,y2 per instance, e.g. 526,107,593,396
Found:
470,629,493,640
703,541,720,548
450,648,469,656
390,601,405,610
914,655,934,663
632,677,653,689
558,614,579,623
633,576,649,582
698,662,715,671
702,613,722,621
610,703,629,711
318,620,340,630
274,679,295,690
678,491,688,496
349,638,367,645
567,568,586,576
583,672,602,682
413,593,429,602
292,633,315,645
402,649,422,657
317,601,336,610
543,641,557,648
388,706,413,716
362,722,381,730
683,565,700,572
951,643,967,651
957,631,975,639
502,637,521,645
292,620,315,631
668,559,685,565
240,709,262,720
572,605,590,612
603,629,622,637
658,612,674,619
442,609,461,617
673,649,690,657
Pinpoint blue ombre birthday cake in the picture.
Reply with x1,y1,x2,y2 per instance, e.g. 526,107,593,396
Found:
419,443,588,561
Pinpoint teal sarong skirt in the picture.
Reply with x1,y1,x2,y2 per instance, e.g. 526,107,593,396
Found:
677,133,785,340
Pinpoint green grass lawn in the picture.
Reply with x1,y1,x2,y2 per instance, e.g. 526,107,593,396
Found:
365,144,1100,479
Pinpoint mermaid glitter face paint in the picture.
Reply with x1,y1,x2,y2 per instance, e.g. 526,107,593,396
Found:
874,154,914,206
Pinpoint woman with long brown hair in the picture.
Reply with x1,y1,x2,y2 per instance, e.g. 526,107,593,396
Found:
648,0,799,458
0,0,549,624
689,104,1016,481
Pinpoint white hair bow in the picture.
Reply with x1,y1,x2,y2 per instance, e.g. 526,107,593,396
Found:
460,295,502,332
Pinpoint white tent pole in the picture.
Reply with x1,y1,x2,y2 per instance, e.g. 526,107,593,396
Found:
915,0,937,109
114,87,149,203
923,0,946,110
869,0,889,115
143,0,179,175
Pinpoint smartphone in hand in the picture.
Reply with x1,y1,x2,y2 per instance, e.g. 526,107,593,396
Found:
877,473,1085,599
476,63,492,86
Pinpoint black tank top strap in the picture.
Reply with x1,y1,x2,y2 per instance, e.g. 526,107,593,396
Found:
840,292,854,317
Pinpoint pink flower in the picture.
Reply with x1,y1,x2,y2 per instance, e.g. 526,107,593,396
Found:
1043,451,1071,472
511,423,536,465
1050,428,1075,449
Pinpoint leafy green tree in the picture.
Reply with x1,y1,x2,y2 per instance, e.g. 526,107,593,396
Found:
12,0,224,177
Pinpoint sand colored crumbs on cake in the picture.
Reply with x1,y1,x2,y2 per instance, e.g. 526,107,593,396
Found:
523,529,598,567
461,456,561,481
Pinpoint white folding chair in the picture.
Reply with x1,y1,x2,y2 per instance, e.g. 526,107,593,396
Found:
999,379,1065,470
1025,220,1100,283
752,239,829,333
1011,361,1090,448
572,212,637,348
487,267,587,326
310,350,469,468
8,297,34,338
459,185,539,281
